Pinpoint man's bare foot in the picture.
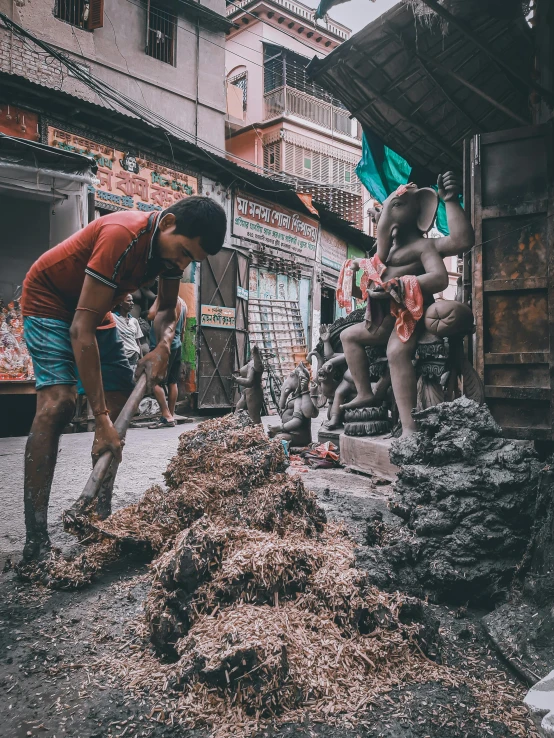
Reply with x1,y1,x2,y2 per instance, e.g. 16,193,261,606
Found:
400,426,417,438
323,417,343,430
340,393,377,411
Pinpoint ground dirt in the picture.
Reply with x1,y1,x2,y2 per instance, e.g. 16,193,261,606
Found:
0,415,537,738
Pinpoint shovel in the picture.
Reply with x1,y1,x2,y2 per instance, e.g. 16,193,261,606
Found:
63,373,147,528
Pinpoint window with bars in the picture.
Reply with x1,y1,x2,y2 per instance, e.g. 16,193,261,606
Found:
283,140,360,192
263,141,281,173
55,0,104,30
229,72,247,112
146,3,177,66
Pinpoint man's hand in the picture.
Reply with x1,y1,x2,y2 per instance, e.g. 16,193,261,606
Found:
135,345,170,393
92,414,123,465
437,171,461,202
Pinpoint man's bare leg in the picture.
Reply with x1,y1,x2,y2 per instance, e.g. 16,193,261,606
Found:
167,383,178,418
340,316,394,411
23,385,77,561
153,385,173,422
386,328,420,437
92,390,130,520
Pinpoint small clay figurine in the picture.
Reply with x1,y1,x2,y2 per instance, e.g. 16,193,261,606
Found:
337,172,475,437
268,362,318,447
233,345,264,424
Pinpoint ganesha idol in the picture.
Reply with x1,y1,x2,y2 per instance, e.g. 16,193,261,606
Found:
312,173,484,437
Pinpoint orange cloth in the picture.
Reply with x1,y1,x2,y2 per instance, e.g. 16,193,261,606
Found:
336,258,355,314
338,255,423,343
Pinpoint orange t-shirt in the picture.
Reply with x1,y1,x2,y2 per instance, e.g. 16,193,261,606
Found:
21,211,182,327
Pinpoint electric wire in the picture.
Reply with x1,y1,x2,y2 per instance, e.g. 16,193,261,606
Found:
1,11,363,202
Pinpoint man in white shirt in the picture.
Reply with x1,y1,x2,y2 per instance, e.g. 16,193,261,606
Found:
113,294,143,375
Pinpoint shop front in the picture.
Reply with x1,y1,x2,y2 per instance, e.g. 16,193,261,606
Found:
0,132,95,435
231,191,319,380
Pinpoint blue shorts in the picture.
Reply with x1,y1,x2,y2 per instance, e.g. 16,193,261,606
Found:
24,317,135,394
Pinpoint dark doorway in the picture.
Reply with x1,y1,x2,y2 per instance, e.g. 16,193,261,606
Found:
321,287,336,326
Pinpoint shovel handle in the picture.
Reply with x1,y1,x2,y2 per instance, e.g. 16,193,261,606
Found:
70,374,148,512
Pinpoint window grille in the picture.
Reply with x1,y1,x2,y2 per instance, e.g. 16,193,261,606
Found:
146,3,177,66
263,141,281,172
229,72,248,111
55,0,103,29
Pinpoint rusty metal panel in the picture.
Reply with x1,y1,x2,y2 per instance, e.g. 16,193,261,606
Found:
197,247,249,409
471,123,554,440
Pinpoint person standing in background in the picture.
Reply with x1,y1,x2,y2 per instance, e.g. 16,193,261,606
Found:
149,295,186,428
113,294,143,376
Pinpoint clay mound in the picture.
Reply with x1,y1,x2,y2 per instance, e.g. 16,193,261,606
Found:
361,398,542,605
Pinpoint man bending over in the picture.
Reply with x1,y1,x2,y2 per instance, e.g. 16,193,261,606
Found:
20,196,226,561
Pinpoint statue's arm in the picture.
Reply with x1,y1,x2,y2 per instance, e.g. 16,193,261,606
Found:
234,365,256,388
322,353,346,369
417,241,449,297
432,172,474,258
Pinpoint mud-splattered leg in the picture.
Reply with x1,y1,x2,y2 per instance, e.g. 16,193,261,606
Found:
23,385,76,561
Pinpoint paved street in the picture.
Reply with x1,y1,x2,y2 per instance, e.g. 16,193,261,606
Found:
0,412,333,567
0,422,200,567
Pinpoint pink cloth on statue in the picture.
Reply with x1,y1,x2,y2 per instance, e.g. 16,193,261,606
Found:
338,254,424,343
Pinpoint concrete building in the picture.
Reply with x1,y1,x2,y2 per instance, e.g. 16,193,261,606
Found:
0,0,231,151
224,0,365,231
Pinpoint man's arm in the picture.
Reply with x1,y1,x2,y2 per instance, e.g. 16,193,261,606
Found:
135,278,179,391
71,276,123,463
432,172,475,258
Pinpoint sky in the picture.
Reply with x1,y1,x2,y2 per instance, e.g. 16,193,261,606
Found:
302,0,400,35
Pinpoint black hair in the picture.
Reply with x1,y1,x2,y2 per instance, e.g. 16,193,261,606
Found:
163,196,227,256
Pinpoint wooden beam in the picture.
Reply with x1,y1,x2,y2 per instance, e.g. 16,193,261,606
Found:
416,0,554,105
412,48,530,127
342,63,460,165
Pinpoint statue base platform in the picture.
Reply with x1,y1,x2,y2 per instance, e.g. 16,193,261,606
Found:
317,426,344,445
340,433,399,481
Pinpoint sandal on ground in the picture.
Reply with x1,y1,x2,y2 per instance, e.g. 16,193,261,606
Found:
148,417,176,428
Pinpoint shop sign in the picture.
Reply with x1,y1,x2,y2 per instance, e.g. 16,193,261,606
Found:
237,285,249,301
200,305,236,329
233,192,318,260
320,229,347,272
47,127,198,212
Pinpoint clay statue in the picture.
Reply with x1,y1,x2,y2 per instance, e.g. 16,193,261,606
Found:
338,172,475,436
268,362,318,447
233,345,264,424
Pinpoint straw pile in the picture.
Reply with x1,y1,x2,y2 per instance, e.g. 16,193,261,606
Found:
19,413,289,588
18,412,536,737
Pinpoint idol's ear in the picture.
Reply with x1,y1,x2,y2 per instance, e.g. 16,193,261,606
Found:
416,187,439,234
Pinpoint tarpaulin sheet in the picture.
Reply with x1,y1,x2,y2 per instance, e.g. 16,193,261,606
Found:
356,130,458,236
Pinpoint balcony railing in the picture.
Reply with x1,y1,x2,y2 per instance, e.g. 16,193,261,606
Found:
264,86,361,140
226,0,351,39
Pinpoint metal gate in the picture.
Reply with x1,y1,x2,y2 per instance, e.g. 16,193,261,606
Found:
470,123,554,440
197,246,249,408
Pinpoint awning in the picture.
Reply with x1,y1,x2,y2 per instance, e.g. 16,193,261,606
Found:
307,1,536,175
0,133,97,200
